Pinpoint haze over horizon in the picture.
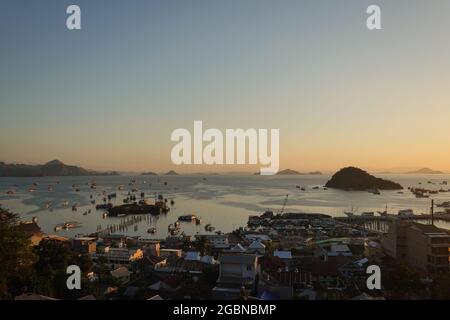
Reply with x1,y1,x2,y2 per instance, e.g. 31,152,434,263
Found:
2,0,450,172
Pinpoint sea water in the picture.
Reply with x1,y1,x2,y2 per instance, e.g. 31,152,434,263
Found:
1,174,450,238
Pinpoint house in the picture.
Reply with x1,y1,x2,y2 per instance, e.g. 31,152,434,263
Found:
196,234,229,247
71,237,97,254
139,239,161,256
110,266,131,284
212,254,259,299
92,247,143,268
296,256,352,288
134,255,167,273
244,234,271,242
273,250,292,268
185,251,201,261
330,244,353,257
17,222,44,246
160,248,182,258
229,243,246,253
247,240,266,255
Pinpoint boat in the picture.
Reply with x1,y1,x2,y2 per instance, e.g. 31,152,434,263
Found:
344,212,354,217
195,217,202,225
147,227,156,234
368,189,381,195
204,224,215,231
398,209,414,217
361,212,375,217
437,201,450,208
102,212,108,219
6,190,15,195
178,214,197,222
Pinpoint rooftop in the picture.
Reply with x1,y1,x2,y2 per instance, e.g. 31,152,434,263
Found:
220,254,257,265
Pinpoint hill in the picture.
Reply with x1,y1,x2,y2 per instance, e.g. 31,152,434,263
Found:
0,160,118,177
325,167,402,190
165,170,179,175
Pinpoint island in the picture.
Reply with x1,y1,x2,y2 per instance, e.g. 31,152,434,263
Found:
254,169,322,175
325,167,403,190
0,160,119,177
141,172,158,176
164,170,179,175
276,169,300,175
406,168,444,174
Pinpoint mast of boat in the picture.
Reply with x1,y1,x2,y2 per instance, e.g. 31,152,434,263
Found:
431,199,434,225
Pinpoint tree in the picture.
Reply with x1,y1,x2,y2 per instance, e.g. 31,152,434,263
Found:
0,208,37,299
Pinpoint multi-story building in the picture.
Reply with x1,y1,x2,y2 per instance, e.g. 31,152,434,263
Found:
212,254,259,299
91,247,143,269
382,220,450,273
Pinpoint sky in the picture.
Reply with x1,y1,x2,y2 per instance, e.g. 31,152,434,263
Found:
1,0,450,173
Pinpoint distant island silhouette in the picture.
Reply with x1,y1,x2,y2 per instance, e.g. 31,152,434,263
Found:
165,170,179,175
406,168,444,174
325,167,403,190
254,169,322,175
141,172,158,176
0,160,118,177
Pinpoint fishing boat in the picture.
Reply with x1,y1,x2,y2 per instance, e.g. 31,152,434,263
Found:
437,201,450,208
6,190,15,195
178,214,197,222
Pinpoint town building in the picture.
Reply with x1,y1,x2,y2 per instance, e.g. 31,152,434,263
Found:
212,254,259,299
382,220,450,273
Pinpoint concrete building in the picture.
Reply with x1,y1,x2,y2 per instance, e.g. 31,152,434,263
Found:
212,254,259,299
382,220,450,273
92,247,143,268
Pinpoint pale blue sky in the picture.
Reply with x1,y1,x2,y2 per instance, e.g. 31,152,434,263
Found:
1,0,450,172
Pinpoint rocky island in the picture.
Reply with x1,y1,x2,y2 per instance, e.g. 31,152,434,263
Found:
325,167,402,190
0,160,118,177
407,168,444,174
